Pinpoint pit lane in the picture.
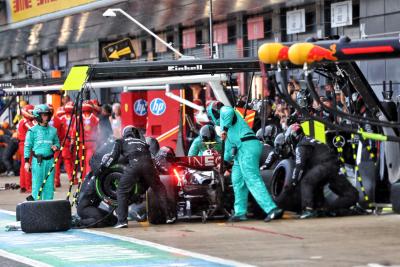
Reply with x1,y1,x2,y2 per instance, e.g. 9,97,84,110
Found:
1,174,400,267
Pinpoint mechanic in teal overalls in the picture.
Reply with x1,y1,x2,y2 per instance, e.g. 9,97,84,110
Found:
207,101,283,222
24,104,60,200
188,124,222,156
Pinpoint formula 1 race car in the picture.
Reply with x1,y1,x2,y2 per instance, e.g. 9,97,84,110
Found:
158,153,233,223
89,139,234,224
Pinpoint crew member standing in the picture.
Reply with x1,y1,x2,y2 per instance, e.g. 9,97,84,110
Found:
1,132,19,176
100,126,174,228
17,104,35,193
48,104,66,188
24,105,60,200
72,100,99,178
188,124,222,156
207,101,283,222
91,99,102,116
60,101,75,184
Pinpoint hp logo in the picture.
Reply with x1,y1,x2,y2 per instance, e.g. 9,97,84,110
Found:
134,99,147,116
149,98,166,116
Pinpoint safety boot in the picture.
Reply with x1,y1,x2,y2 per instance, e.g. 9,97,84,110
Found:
114,222,128,229
228,214,248,222
300,208,318,219
166,216,176,224
264,208,284,222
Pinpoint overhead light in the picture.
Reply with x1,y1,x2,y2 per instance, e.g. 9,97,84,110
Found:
102,9,117,17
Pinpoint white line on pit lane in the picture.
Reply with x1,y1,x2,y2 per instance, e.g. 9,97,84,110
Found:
0,249,52,267
85,229,255,267
0,208,254,267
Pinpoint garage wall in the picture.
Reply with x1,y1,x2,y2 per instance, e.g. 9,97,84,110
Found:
359,0,400,100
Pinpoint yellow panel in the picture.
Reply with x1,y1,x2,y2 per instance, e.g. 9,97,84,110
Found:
301,121,310,136
62,66,89,91
314,120,326,144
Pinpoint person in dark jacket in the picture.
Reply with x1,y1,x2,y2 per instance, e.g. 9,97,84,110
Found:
2,133,19,176
256,125,278,147
260,133,293,170
97,104,113,146
100,125,174,228
76,174,118,228
286,123,359,219
145,136,160,158
154,146,176,174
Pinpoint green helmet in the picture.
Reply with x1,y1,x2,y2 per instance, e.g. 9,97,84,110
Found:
33,104,51,123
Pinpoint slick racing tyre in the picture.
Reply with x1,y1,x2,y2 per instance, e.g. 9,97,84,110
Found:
250,169,275,218
16,203,21,221
390,182,400,214
160,175,178,203
147,175,177,225
260,144,273,167
20,200,71,233
269,159,302,212
160,175,178,219
261,169,274,191
147,188,167,225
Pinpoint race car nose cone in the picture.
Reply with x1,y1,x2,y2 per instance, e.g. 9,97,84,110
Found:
258,43,288,64
288,43,314,65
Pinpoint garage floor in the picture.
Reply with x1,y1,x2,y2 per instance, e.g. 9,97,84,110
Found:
1,174,400,267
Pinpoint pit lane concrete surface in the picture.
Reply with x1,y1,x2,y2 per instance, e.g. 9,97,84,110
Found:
1,174,400,267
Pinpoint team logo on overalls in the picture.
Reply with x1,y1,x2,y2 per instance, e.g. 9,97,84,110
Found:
84,119,91,131
150,98,166,116
134,99,147,116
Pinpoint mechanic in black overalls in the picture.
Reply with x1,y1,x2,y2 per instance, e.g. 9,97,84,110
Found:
76,174,118,228
145,136,160,158
101,125,173,228
286,123,358,219
154,146,176,174
256,125,278,147
260,133,293,170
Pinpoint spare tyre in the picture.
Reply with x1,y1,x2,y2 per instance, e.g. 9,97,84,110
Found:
16,203,22,221
20,200,71,233
269,159,302,212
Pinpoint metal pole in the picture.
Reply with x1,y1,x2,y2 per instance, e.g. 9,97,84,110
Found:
22,60,46,77
209,0,214,59
114,9,184,58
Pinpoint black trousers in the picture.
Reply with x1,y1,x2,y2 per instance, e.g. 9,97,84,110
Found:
77,199,117,228
301,162,358,210
116,159,169,224
3,153,13,172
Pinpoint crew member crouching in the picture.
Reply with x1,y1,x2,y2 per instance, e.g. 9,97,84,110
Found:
285,123,359,219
